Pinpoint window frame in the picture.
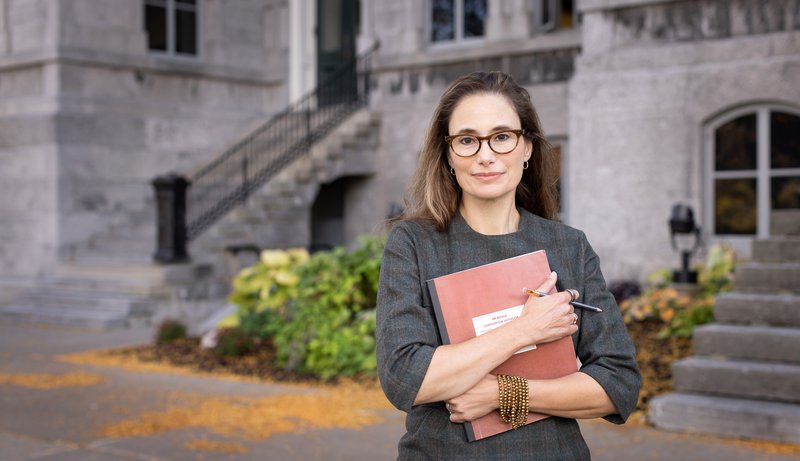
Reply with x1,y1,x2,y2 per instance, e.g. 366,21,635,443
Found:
529,0,578,34
144,0,201,59
703,104,800,239
427,0,488,47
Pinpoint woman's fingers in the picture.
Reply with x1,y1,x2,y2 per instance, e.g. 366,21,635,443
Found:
533,271,558,294
521,282,579,344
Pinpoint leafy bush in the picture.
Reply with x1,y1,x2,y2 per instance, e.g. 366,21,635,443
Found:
227,236,384,380
227,248,309,339
620,244,736,338
214,327,255,357
155,318,187,345
274,236,384,380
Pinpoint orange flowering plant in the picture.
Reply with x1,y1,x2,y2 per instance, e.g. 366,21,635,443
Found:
620,244,736,339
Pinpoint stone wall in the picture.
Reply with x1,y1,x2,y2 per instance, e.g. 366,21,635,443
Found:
0,0,290,277
0,0,59,281
570,0,800,280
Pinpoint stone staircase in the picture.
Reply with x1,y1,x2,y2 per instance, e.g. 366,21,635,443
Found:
0,109,382,330
0,264,208,329
649,210,800,444
193,109,382,255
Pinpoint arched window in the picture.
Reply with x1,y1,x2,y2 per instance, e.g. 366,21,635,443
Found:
705,105,800,238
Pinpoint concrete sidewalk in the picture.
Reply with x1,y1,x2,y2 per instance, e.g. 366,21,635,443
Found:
0,320,797,461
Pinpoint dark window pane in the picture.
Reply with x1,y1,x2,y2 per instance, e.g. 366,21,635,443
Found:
715,114,757,171
772,176,800,209
145,4,167,51
175,9,197,55
770,111,800,169
463,0,487,38
432,0,455,42
542,0,552,25
715,178,757,234
176,0,196,6
560,0,574,28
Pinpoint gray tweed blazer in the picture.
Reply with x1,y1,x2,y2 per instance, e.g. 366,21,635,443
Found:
376,209,641,461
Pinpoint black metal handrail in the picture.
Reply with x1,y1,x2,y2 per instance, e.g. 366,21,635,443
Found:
152,43,379,263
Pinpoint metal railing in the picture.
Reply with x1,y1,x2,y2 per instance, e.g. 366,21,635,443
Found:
152,43,379,263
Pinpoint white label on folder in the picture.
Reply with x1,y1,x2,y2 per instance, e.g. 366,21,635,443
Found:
472,305,536,354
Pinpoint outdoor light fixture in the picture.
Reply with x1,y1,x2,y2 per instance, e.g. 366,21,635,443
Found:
669,203,702,284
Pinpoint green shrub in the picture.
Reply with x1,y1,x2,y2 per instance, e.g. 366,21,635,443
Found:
155,318,187,345
226,236,385,380
227,248,309,339
275,237,383,380
214,327,255,357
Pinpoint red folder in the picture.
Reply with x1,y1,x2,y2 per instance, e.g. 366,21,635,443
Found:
426,250,578,441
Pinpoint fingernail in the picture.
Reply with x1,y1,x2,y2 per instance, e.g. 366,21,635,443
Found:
550,271,557,278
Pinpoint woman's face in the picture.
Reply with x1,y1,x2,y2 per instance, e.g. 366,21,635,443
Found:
447,92,532,207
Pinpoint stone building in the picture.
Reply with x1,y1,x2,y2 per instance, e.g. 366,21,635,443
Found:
1,0,798,444
1,0,798,289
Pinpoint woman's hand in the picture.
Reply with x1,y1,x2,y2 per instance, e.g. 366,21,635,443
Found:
518,272,579,346
445,374,498,423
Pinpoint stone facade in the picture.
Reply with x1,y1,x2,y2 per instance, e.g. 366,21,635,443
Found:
572,0,800,278
1,0,798,291
356,0,800,281
0,0,289,285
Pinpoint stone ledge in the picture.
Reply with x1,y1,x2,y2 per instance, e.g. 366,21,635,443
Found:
693,324,800,364
650,392,800,444
673,356,800,403
714,292,800,327
580,0,684,13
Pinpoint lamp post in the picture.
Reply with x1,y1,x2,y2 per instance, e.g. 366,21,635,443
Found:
669,203,701,284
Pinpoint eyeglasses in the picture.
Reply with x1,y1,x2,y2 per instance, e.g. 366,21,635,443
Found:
444,129,526,157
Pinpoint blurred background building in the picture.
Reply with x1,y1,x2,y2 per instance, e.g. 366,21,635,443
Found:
0,0,798,313
1,0,799,445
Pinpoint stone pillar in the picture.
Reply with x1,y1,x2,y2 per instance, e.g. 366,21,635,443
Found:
152,174,190,264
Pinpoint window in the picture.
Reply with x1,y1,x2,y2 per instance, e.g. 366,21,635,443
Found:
145,0,198,57
431,0,487,43
531,0,576,33
706,106,800,237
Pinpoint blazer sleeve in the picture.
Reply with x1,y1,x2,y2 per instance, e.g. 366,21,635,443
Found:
375,223,441,413
575,231,642,424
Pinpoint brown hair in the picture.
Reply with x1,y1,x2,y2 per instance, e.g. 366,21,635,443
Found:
398,71,559,231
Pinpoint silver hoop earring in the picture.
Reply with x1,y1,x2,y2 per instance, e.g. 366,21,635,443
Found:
523,161,529,170
450,167,455,176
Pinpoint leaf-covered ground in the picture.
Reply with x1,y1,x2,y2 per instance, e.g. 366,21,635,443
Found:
625,319,693,420
104,318,688,423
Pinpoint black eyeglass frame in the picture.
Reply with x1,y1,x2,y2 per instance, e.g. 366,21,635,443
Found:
444,129,528,157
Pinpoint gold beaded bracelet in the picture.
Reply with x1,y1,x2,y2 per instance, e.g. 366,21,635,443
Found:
497,374,529,429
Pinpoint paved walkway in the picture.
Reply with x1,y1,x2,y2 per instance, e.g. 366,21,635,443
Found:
0,320,797,461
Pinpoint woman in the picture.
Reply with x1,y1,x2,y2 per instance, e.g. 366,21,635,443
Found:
376,71,641,460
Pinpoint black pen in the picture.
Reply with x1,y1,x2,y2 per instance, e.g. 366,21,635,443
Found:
523,288,603,313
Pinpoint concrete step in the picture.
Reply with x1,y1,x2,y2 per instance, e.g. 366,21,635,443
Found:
772,210,800,236
0,260,220,330
714,292,800,327
89,236,154,253
0,285,154,329
649,392,800,444
693,324,800,364
733,262,800,294
672,356,800,403
57,263,224,295
72,251,155,266
14,291,152,313
752,237,800,263
0,303,141,329
46,277,169,298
